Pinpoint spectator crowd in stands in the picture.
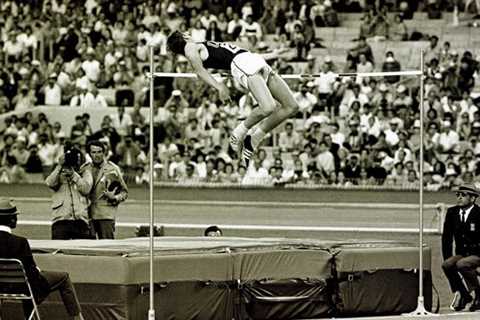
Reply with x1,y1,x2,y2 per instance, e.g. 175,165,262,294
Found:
0,0,479,190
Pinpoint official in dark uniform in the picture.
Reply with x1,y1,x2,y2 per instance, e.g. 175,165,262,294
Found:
0,198,85,319
442,184,480,312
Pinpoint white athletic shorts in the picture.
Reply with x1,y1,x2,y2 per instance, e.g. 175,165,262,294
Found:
230,52,272,91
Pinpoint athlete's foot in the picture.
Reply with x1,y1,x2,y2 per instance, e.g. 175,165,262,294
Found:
242,135,255,167
229,134,243,158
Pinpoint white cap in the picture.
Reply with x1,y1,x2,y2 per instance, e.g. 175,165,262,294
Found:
445,168,456,176
172,90,181,96
177,55,188,63
167,3,176,13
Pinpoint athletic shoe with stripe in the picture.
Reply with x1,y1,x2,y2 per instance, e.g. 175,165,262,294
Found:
229,134,243,158
242,135,255,167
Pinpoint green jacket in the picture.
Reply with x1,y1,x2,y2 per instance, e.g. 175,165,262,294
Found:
89,161,128,220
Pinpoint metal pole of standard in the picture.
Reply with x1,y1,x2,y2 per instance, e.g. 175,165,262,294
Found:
148,45,155,320
404,50,437,317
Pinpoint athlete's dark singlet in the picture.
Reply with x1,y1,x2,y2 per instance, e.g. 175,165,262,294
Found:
200,41,247,70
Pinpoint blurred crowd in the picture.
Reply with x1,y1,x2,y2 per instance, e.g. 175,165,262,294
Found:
0,0,479,189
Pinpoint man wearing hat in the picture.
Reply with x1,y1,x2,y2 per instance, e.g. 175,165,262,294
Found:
442,184,480,311
0,198,85,319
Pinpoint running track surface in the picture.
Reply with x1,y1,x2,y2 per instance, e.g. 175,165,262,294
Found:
5,184,460,314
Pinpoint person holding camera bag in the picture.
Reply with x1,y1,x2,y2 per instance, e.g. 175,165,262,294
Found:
87,140,128,239
45,144,93,240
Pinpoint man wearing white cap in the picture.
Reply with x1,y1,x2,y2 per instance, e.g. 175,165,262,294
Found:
384,119,400,147
0,198,85,319
42,73,62,106
393,84,412,108
442,184,480,311
81,47,101,82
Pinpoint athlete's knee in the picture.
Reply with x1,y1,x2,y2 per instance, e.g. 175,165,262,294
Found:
258,101,276,117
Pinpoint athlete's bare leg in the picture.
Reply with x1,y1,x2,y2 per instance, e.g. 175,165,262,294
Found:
242,72,299,163
229,73,277,156
257,72,299,134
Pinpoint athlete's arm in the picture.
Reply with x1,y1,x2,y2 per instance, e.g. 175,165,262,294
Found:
184,42,230,101
259,47,291,61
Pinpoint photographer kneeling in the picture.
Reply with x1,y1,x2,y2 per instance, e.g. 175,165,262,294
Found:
45,143,93,239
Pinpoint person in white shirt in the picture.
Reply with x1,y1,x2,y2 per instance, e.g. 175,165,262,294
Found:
191,20,207,42
240,15,262,42
149,23,167,54
74,69,91,92
293,82,318,115
384,119,400,147
314,62,337,99
137,24,152,43
85,0,99,15
316,140,335,175
330,122,345,146
199,10,218,29
347,83,370,108
37,133,58,173
355,53,374,84
81,48,101,82
241,1,254,20
227,12,244,40
104,43,123,70
278,121,301,152
136,38,149,62
4,32,23,61
438,120,460,154
243,155,270,185
43,73,62,106
65,56,82,75
111,20,128,46
69,86,95,108
13,85,36,111
304,104,330,129
393,85,413,108
111,105,133,136
17,25,38,57
90,87,108,108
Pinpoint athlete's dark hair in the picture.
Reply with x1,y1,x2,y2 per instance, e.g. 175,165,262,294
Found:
167,31,187,55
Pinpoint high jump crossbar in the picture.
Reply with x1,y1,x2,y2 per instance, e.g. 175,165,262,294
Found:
150,70,423,79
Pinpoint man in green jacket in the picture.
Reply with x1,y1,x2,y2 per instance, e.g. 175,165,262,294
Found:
87,140,128,239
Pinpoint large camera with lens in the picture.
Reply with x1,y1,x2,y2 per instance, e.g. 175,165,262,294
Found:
63,142,84,171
